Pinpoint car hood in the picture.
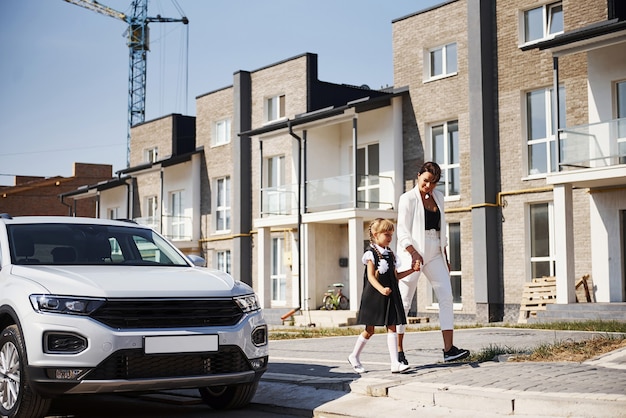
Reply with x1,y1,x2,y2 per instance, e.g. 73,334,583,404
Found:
10,265,241,298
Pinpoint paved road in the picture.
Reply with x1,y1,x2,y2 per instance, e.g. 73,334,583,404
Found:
46,327,626,417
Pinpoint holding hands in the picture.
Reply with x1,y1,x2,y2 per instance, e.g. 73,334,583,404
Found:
408,247,423,271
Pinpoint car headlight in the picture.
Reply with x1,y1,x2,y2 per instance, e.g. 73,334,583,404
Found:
234,294,261,313
30,295,106,315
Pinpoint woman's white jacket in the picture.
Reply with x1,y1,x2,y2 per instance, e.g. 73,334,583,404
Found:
396,186,448,272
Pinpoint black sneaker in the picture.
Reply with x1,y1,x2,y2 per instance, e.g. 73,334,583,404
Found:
443,346,470,362
398,351,408,365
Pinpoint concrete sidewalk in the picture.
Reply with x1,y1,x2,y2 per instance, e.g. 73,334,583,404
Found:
259,327,626,417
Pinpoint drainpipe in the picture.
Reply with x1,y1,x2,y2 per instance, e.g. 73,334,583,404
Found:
160,167,164,235
553,57,562,170
352,117,358,208
288,121,303,312
59,195,73,216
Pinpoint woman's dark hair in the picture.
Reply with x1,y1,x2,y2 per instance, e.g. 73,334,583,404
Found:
418,161,441,182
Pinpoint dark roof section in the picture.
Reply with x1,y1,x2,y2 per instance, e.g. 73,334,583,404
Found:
239,89,407,138
117,148,203,175
59,177,130,198
59,148,204,199
522,18,626,53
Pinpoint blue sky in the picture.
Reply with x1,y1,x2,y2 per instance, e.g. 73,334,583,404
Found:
0,0,441,185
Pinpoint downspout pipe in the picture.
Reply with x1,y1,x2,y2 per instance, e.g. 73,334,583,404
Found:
288,121,303,312
59,195,73,216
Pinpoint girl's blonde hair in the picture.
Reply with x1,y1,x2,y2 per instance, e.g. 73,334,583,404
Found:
369,218,395,245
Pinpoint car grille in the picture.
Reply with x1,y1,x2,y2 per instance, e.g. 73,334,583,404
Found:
85,346,250,380
90,298,244,329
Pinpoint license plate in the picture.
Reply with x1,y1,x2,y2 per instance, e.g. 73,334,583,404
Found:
144,335,218,354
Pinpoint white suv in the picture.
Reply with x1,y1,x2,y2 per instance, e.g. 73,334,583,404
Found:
0,215,268,418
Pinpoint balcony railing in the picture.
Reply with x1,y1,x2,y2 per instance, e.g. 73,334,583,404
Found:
261,185,297,216
134,215,192,241
559,117,626,169
260,174,394,217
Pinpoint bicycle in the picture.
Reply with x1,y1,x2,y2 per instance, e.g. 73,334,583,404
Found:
322,283,349,310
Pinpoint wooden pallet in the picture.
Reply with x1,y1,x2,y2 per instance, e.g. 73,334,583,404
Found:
575,274,594,303
407,316,430,324
518,276,556,323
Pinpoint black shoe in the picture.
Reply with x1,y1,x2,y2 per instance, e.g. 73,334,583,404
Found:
398,351,408,365
443,346,470,362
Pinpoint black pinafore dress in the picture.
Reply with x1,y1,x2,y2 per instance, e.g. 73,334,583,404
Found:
356,247,407,326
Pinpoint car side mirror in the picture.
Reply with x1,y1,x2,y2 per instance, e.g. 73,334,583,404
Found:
187,254,206,267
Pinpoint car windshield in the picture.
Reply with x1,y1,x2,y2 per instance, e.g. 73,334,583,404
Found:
8,223,190,266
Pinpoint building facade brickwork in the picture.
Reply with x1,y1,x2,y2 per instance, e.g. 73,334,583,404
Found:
0,163,112,217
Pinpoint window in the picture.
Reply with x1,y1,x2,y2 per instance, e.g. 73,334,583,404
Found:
427,43,457,80
145,196,158,229
431,121,460,196
266,155,287,215
216,177,231,232
217,250,231,274
526,86,565,175
169,190,184,240
523,2,563,44
431,222,462,306
617,81,626,163
530,202,555,279
271,237,286,302
213,118,231,146
356,143,380,208
265,94,285,122
145,147,158,163
448,223,462,304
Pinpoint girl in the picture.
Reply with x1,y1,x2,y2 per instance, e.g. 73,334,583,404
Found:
348,218,414,374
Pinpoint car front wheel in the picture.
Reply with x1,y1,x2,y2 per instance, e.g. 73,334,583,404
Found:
0,325,51,418
198,381,259,410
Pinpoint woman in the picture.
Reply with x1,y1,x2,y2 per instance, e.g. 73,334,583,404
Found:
395,161,469,364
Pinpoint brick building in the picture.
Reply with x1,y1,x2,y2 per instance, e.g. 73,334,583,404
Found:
0,163,112,217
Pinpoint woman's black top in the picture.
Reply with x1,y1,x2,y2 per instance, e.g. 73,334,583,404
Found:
425,207,440,230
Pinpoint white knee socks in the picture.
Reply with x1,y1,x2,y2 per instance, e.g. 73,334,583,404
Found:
350,335,368,362
387,332,399,365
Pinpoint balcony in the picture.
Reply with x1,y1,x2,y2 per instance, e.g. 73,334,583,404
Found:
548,118,626,189
559,117,626,169
134,215,193,241
260,174,395,217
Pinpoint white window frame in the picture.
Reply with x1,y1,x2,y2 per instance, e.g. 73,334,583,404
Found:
616,81,626,158
520,2,563,46
425,42,458,81
429,120,460,198
217,250,231,274
145,195,158,230
529,202,555,280
525,86,564,177
169,190,184,240
356,143,380,209
213,118,231,146
271,236,287,304
216,177,231,232
266,155,287,215
145,147,158,163
265,94,286,123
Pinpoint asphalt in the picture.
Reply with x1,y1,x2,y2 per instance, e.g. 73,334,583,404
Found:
255,327,626,417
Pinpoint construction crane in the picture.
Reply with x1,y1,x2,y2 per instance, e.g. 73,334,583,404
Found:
63,0,188,166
